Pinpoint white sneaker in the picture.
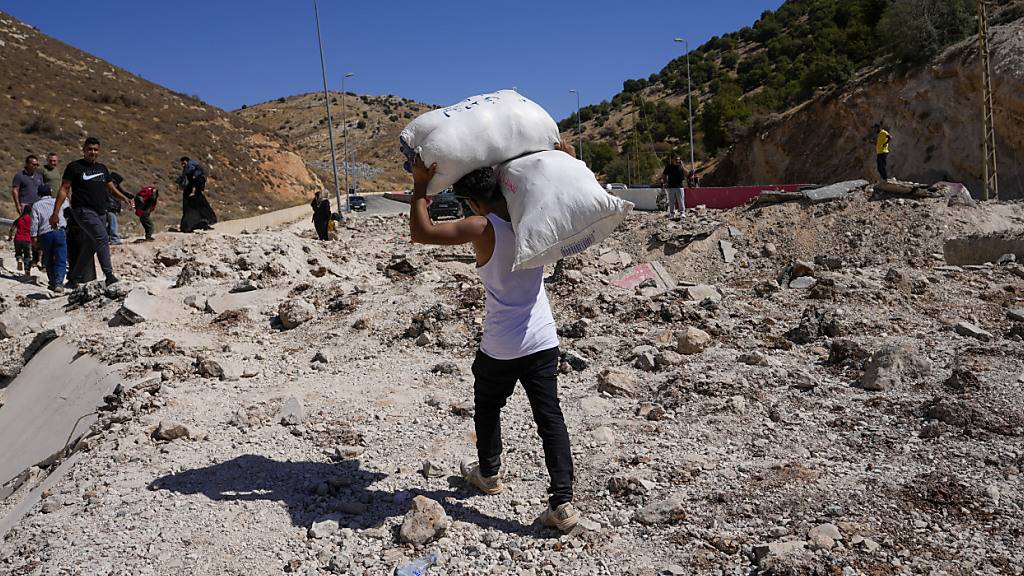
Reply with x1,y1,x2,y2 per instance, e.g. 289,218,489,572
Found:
539,502,580,533
460,459,504,495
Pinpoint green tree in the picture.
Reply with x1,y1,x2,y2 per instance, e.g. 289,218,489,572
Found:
877,0,975,65
699,85,751,154
583,140,615,175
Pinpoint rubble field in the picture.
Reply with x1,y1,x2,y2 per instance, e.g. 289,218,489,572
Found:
1,188,1023,576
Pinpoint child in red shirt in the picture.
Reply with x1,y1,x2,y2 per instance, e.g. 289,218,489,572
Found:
7,206,32,274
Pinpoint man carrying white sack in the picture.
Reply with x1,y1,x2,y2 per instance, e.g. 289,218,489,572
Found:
407,142,580,534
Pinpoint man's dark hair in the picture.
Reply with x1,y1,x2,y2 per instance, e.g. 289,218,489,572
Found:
38,184,52,197
25,154,37,164
453,167,500,203
46,152,57,158
83,136,101,148
180,156,190,163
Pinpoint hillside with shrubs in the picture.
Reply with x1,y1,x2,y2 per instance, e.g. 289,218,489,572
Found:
559,0,1022,184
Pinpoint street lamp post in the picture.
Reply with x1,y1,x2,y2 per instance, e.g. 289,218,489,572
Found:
569,89,583,162
313,0,342,220
674,38,695,178
342,72,354,211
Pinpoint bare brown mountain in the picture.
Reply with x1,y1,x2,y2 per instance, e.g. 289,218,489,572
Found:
708,17,1024,198
237,93,437,193
0,11,322,228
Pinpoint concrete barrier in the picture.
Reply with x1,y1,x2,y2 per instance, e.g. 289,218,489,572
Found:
0,338,120,490
209,204,311,235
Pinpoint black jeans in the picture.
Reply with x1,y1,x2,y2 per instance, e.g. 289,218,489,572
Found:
472,347,574,508
139,211,154,239
70,206,114,280
877,153,889,181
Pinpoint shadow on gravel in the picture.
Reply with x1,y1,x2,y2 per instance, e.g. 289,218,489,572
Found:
149,454,537,536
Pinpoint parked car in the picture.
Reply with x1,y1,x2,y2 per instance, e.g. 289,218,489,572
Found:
605,183,628,191
428,190,463,220
348,195,367,211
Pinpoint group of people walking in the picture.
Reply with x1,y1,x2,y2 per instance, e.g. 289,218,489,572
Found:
8,138,217,292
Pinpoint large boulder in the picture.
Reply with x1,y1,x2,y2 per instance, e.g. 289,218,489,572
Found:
677,327,712,355
278,298,316,330
597,368,640,397
399,496,448,544
861,343,932,392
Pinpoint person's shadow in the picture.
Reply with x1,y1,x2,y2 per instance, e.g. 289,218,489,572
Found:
148,454,541,537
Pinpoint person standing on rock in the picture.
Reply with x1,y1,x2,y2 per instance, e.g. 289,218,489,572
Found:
177,157,218,232
660,156,685,220
875,122,893,182
311,191,331,241
49,137,131,287
407,144,579,534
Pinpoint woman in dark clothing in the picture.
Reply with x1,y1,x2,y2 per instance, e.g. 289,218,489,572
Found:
177,157,218,233
311,192,331,241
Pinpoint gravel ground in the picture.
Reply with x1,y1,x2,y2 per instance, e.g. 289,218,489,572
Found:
1,191,1023,576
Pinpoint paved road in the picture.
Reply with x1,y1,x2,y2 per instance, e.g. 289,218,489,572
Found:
355,193,409,216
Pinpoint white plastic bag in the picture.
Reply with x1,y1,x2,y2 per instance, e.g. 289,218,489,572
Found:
400,90,560,196
498,150,634,271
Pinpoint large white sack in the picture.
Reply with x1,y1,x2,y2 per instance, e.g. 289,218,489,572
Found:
400,90,560,196
498,150,634,271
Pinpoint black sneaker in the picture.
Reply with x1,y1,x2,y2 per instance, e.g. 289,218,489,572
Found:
105,275,120,286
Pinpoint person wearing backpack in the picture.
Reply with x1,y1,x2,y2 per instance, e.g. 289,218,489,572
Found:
134,186,159,242
406,142,580,533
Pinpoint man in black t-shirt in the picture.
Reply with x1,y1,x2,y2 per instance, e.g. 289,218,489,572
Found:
49,137,131,287
660,156,686,220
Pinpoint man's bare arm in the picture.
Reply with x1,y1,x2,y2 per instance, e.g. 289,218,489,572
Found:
11,186,21,215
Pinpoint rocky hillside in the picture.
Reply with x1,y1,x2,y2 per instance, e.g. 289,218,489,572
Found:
0,11,322,228
559,0,1023,188
709,17,1024,198
238,93,437,194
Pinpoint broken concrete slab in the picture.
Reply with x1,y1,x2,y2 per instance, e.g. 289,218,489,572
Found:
753,191,805,206
874,180,925,195
803,180,867,203
117,288,159,325
788,276,817,290
682,284,722,302
719,240,737,264
610,261,676,294
955,321,993,342
0,338,120,488
1008,309,1024,322
206,291,263,315
943,232,1024,266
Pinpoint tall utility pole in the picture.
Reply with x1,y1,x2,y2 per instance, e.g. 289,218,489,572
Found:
569,89,583,163
313,0,342,219
977,0,998,201
342,72,354,210
674,38,696,176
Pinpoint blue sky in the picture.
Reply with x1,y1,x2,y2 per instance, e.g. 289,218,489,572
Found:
3,0,784,121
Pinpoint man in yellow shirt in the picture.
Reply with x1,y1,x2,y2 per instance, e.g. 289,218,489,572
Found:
875,123,892,182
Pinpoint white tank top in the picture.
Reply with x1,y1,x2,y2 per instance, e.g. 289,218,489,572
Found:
478,213,559,360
